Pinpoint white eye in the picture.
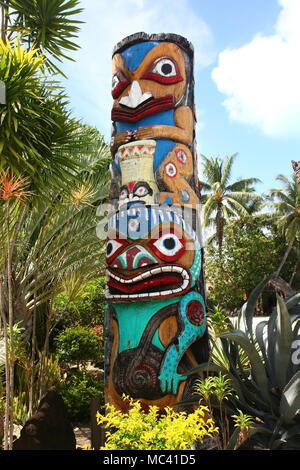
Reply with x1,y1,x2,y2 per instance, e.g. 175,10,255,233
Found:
152,58,177,77
120,187,129,200
164,162,177,178
176,148,187,164
142,57,182,84
111,71,129,98
134,185,149,197
106,239,124,261
152,233,185,261
112,74,120,91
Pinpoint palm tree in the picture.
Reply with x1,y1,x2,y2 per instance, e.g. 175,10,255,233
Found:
289,239,300,287
0,37,93,199
1,0,83,76
0,1,110,448
0,128,109,432
0,171,31,449
199,153,261,255
269,174,300,278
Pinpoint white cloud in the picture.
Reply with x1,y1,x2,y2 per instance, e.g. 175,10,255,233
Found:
62,0,215,140
211,0,300,138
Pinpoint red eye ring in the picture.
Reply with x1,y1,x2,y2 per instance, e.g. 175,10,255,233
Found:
141,56,183,84
106,237,128,263
112,70,130,99
148,228,186,262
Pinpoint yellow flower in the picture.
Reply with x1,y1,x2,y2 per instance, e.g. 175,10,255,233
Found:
94,397,218,451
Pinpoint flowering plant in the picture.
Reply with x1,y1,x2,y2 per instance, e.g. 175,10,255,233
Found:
96,395,218,450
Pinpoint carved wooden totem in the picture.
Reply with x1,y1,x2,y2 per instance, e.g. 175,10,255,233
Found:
105,33,209,412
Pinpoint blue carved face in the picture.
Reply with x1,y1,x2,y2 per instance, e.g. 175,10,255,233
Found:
111,41,186,119
106,207,201,302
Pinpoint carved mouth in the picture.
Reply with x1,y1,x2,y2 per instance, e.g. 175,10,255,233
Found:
106,265,191,301
111,95,175,123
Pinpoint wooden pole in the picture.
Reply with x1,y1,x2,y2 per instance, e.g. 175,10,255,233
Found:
90,398,105,449
105,33,209,413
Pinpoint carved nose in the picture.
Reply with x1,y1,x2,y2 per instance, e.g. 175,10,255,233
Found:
112,245,158,270
119,81,153,109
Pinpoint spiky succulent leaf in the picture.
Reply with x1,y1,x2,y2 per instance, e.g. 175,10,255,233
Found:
273,295,293,391
238,276,270,341
226,425,271,450
219,330,271,404
280,370,300,425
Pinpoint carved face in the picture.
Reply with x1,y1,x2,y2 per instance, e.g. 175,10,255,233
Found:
111,42,186,122
105,207,201,302
119,180,157,208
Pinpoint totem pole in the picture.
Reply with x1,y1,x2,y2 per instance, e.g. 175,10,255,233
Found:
105,32,209,412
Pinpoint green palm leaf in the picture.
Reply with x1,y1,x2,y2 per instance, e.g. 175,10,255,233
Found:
2,0,84,76
200,154,261,254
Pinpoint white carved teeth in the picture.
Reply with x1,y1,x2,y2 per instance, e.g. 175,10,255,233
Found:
162,290,173,296
107,266,187,284
140,272,150,280
161,266,170,272
106,266,190,299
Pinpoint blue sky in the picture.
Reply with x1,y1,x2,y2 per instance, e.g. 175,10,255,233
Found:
61,0,300,195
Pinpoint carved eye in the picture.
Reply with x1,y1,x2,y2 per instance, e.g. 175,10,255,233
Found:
112,70,129,99
149,230,186,261
119,186,129,200
106,238,128,263
142,57,183,84
153,58,177,77
164,162,177,178
133,182,153,198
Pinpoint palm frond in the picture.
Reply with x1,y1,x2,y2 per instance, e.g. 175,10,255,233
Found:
226,177,261,192
4,0,84,76
220,153,238,188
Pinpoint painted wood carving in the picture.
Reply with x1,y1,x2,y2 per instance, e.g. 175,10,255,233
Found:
105,32,209,412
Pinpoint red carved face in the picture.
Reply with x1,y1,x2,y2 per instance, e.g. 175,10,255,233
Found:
106,217,196,302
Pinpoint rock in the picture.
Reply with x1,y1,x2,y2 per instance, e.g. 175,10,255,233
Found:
86,363,104,381
13,424,22,440
13,386,76,450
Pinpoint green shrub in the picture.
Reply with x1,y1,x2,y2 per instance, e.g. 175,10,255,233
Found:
54,325,102,366
14,352,64,425
96,396,217,450
53,277,106,328
58,368,104,421
205,221,277,311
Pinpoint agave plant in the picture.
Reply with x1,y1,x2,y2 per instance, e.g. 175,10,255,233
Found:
181,278,300,450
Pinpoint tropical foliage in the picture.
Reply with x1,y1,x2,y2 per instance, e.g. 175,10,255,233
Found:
205,219,278,309
0,0,110,449
182,278,300,449
0,0,83,75
58,368,104,421
1,0,300,454
199,153,262,254
269,174,300,277
96,396,217,451
53,276,106,329
54,325,102,367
